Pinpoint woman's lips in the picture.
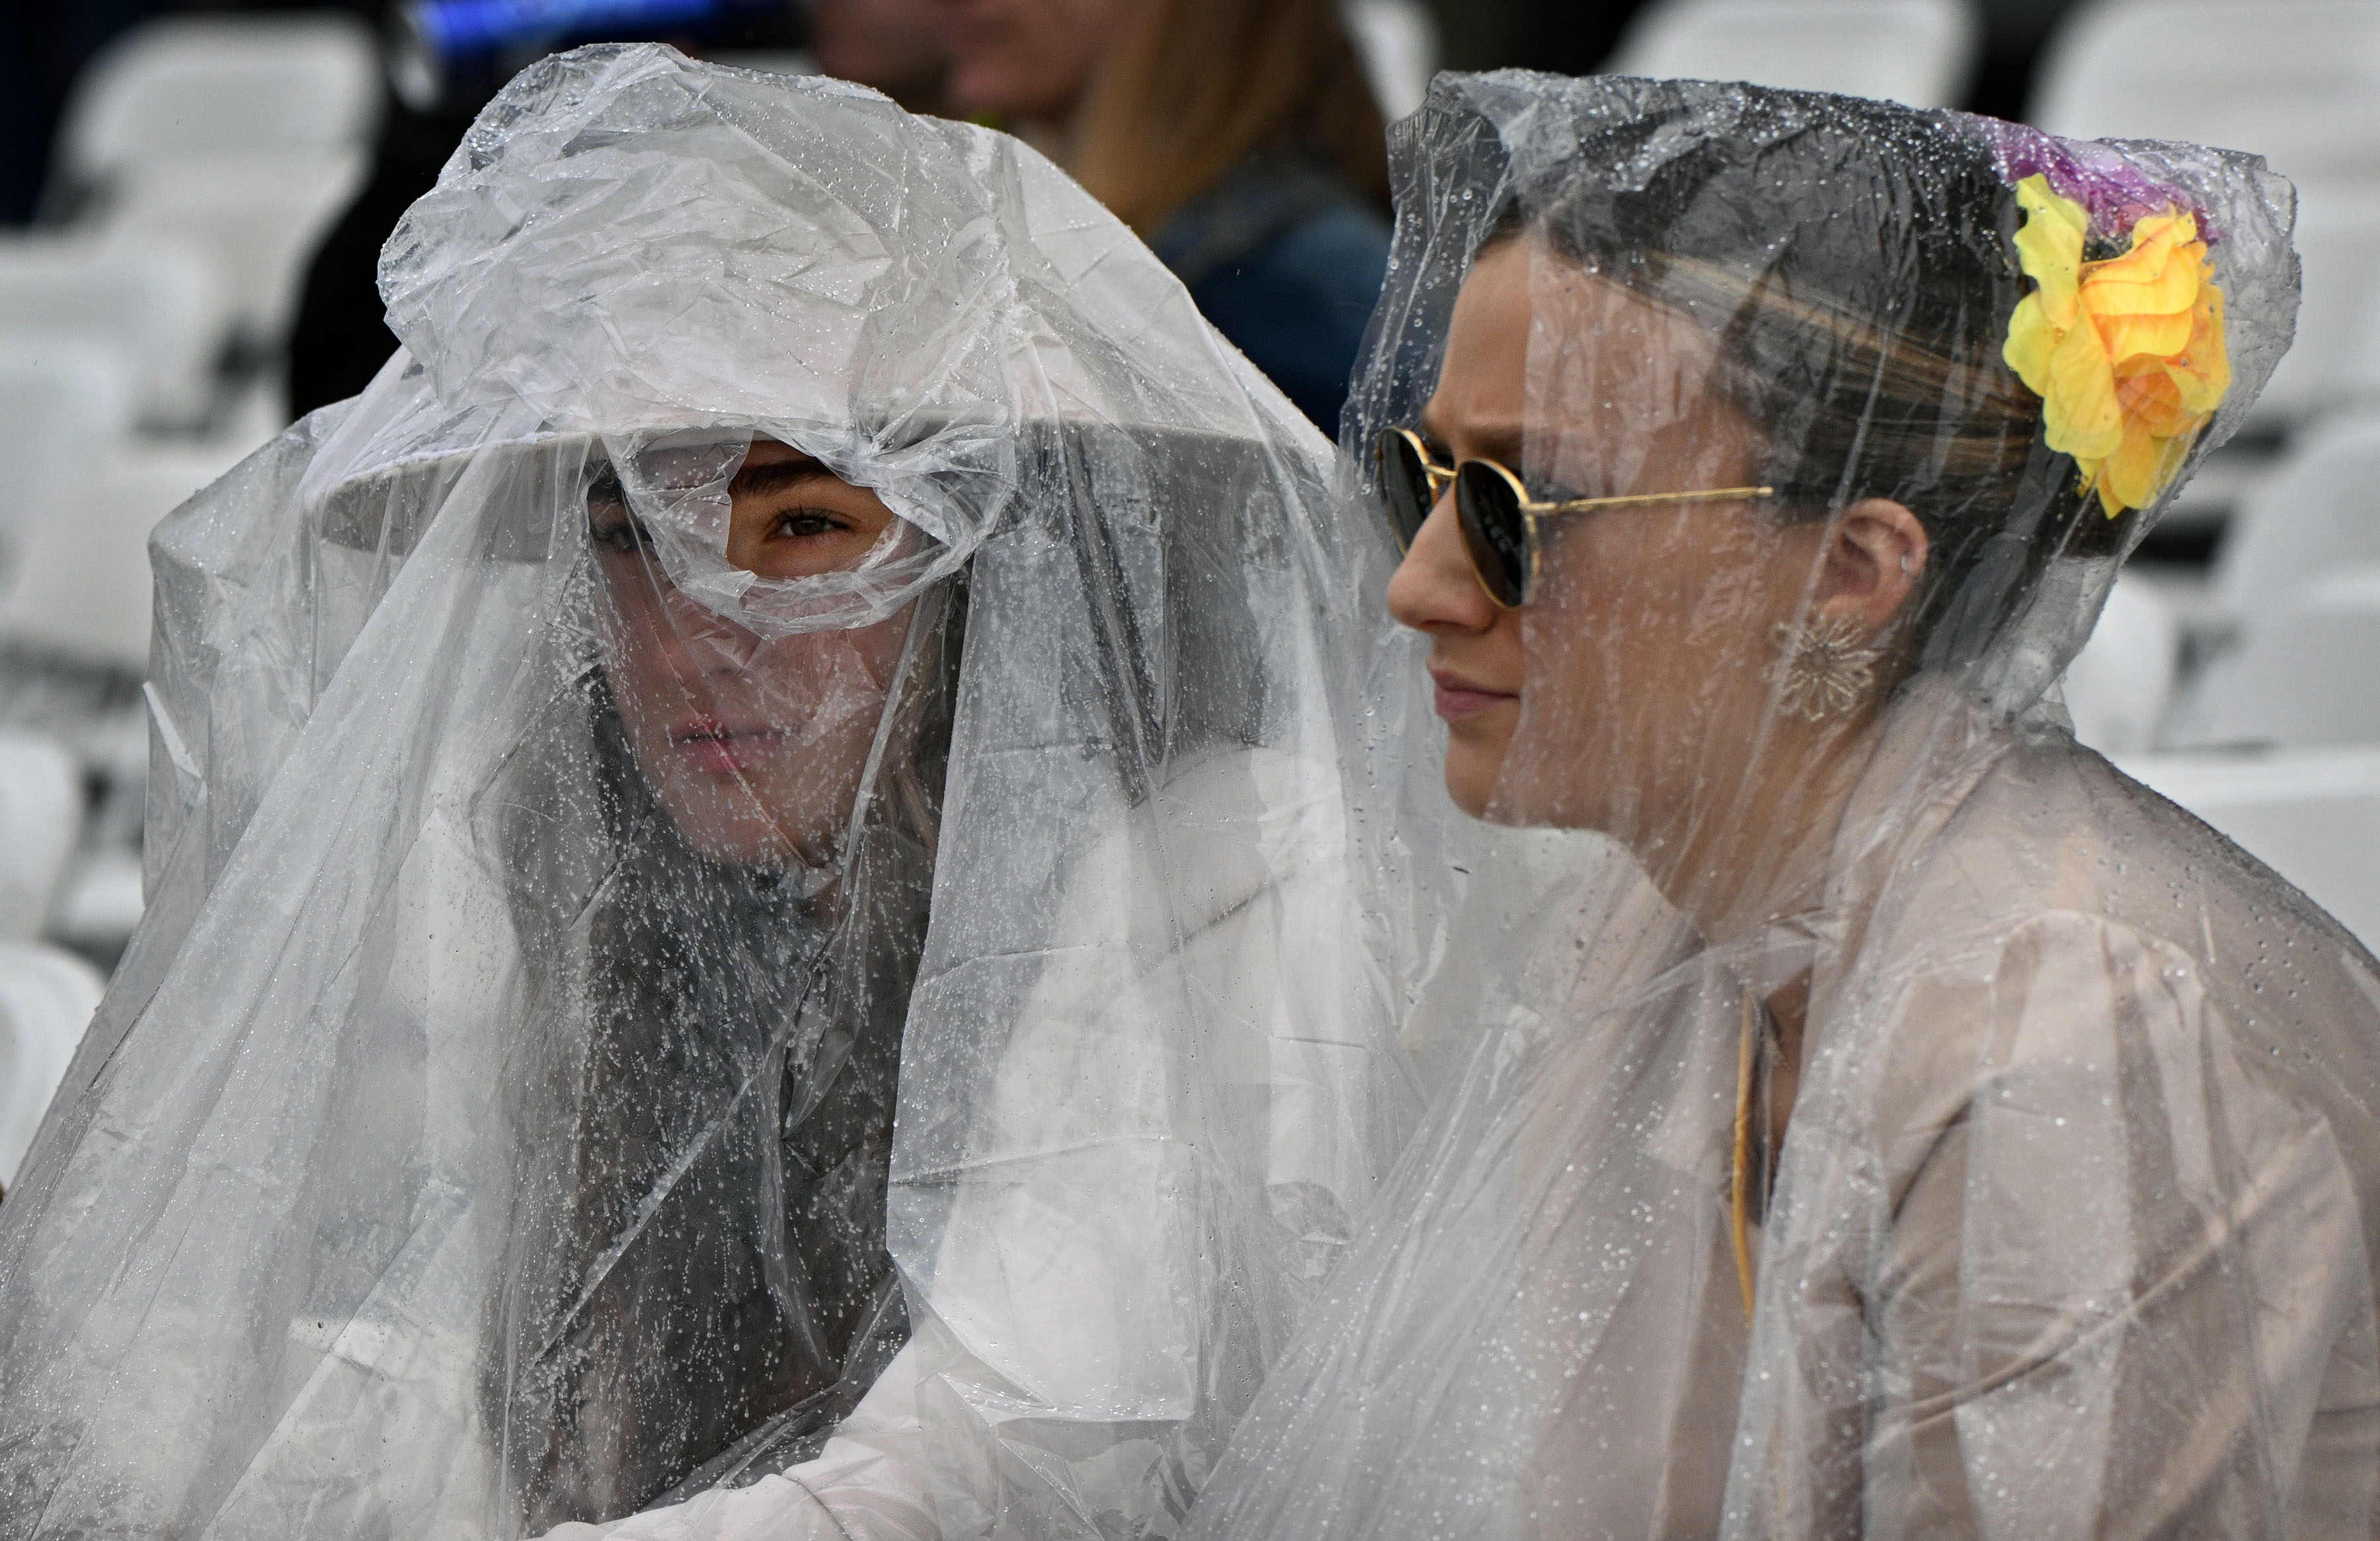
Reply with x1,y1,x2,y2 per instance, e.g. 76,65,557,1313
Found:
1430,671,1517,723
672,715,788,773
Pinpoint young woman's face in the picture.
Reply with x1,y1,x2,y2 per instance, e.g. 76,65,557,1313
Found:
592,440,915,870
1386,241,1827,844
941,0,1138,126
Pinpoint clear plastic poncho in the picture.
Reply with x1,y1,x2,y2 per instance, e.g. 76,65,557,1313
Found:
0,47,1460,1540
1179,74,2380,1541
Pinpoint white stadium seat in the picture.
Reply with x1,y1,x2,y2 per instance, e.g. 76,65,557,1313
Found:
2181,565,2380,749
0,342,135,567
56,13,380,188
0,941,104,1192
2064,573,2180,754
95,150,367,350
2033,0,2380,186
2119,744,2380,953
36,14,379,378
0,238,225,430
1606,0,1981,109
48,850,145,964
0,733,83,945
2034,0,2380,421
0,444,240,672
2208,412,2380,628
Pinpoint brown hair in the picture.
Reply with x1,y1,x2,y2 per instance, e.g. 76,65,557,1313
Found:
1617,251,2123,664
1485,93,2172,669
1068,0,1391,235
1488,219,2122,670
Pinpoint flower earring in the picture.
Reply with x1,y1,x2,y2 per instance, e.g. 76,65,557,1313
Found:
1771,613,1881,722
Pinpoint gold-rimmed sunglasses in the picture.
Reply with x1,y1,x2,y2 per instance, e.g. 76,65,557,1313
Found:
1374,426,1774,608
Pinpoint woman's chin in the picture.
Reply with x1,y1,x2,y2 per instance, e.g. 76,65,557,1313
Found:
655,794,820,871
1443,753,1505,822
1448,745,1579,828
684,824,803,870
1470,763,1616,836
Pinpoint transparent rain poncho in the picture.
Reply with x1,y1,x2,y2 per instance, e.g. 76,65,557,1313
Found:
1178,74,2380,1541
0,48,1460,1539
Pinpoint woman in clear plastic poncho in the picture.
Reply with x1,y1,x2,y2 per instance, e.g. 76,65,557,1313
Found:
1179,75,2380,1540
0,47,1458,1539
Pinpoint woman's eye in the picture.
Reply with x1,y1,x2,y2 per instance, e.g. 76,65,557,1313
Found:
776,510,850,539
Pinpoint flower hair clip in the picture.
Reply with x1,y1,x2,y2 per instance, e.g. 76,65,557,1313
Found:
2001,169,2233,518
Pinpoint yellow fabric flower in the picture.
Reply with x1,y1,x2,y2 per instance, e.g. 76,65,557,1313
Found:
2003,173,2231,517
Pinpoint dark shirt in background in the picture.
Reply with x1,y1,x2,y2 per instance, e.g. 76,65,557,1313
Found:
1148,151,1390,437
287,98,463,413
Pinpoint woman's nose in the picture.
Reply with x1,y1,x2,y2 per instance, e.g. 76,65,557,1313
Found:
656,583,764,671
1386,493,1497,635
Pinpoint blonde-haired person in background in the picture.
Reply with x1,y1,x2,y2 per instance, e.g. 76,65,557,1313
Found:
811,0,953,114
943,0,1394,432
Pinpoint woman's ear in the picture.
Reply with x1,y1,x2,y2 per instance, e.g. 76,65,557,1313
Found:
1815,498,1928,632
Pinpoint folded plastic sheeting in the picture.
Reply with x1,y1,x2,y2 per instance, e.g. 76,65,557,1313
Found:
1178,74,2380,1541
0,48,1462,1539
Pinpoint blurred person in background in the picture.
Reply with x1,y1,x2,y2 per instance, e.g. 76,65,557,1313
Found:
811,0,950,113
286,12,478,416
943,0,1393,433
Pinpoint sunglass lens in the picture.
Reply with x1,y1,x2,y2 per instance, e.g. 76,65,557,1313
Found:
1375,430,1434,551
1455,461,1530,606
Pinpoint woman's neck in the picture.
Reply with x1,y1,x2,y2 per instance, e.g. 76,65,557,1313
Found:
1636,714,1885,1147
1643,709,1885,950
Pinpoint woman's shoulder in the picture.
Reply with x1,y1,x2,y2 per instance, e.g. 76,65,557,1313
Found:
1831,736,2380,1245
1858,732,2380,1088
1943,732,2365,961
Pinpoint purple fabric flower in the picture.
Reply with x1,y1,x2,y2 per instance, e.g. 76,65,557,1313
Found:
1977,120,2219,243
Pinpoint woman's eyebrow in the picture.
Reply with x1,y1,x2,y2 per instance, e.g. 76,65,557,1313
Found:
1470,428,1527,466
1419,405,1525,465
731,456,838,498
1452,422,1527,466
